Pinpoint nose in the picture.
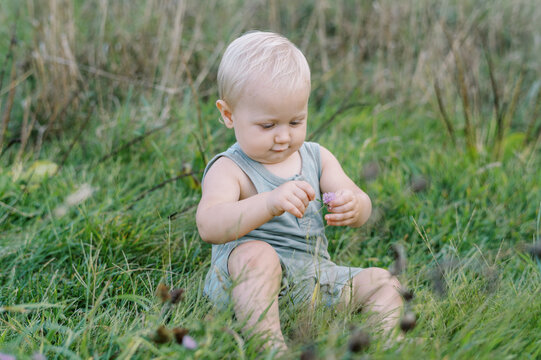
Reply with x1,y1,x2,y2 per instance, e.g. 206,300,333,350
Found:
274,126,291,143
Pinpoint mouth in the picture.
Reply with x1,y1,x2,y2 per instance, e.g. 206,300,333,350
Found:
272,147,289,152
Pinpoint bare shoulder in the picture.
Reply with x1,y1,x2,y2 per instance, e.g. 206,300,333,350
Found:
204,156,244,181
199,157,243,206
200,156,256,207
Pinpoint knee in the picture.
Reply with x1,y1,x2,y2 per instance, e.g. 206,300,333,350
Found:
353,267,401,291
228,241,281,280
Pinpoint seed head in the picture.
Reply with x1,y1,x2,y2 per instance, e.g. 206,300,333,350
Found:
170,288,185,304
367,207,384,225
482,266,499,294
390,243,407,276
182,162,192,174
525,240,541,259
153,325,171,344
400,312,417,332
411,175,429,193
430,268,446,296
300,346,317,360
348,329,370,353
157,283,171,303
429,259,457,297
172,327,189,344
362,161,380,181
399,288,414,302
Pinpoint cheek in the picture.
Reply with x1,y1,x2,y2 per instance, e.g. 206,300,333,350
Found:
293,127,307,141
241,129,269,148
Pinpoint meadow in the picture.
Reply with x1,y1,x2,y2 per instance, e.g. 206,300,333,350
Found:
0,0,540,359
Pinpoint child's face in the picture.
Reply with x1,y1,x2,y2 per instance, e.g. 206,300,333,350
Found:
219,79,310,164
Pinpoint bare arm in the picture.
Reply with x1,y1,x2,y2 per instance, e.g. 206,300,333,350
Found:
319,145,372,227
196,157,315,244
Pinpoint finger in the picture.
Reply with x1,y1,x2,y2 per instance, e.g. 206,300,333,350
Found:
325,214,354,226
292,186,311,208
295,181,316,201
283,201,303,218
287,195,307,217
325,211,354,223
328,202,354,214
329,192,353,207
327,219,353,226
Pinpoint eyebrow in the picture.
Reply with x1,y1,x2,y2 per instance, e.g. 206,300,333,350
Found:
291,113,307,120
257,113,307,121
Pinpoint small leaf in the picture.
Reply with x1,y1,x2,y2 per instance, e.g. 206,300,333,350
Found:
502,132,526,160
22,160,58,183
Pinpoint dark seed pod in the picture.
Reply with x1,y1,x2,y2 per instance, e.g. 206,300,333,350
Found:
172,327,189,345
300,346,317,360
525,240,541,259
430,269,446,296
153,325,171,344
482,266,499,294
362,161,380,181
170,288,185,304
390,243,407,276
367,207,384,225
400,312,417,332
430,259,458,297
399,288,414,302
156,283,171,303
348,329,370,353
411,175,429,193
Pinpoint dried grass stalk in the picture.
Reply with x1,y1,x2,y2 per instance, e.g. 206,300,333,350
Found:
494,71,524,159
0,63,17,152
524,90,541,144
434,78,456,145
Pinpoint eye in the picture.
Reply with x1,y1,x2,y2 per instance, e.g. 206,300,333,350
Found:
260,123,274,129
290,119,303,126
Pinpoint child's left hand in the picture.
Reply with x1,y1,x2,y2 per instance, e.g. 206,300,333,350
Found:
324,189,363,226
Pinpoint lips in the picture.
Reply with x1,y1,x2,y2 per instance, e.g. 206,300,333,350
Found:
272,144,290,152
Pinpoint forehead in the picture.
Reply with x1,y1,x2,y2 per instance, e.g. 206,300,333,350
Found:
238,75,310,104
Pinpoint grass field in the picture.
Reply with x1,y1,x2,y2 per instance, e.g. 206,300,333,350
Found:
1,0,540,359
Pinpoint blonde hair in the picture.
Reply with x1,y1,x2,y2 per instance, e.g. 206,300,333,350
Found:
217,31,310,108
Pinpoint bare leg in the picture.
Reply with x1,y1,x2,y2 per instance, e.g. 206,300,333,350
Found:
228,241,287,352
338,267,403,334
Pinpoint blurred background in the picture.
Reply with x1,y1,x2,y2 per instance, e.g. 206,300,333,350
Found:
1,0,540,160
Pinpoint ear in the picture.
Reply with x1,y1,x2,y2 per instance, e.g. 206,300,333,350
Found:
216,100,234,128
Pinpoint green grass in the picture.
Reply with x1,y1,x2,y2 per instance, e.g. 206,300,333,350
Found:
1,99,540,359
1,0,541,358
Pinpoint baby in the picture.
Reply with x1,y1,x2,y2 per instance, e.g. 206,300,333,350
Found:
196,31,402,352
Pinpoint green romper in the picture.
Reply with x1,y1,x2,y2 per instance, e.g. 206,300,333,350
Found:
203,142,363,308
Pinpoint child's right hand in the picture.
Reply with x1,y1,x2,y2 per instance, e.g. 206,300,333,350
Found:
266,181,315,218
